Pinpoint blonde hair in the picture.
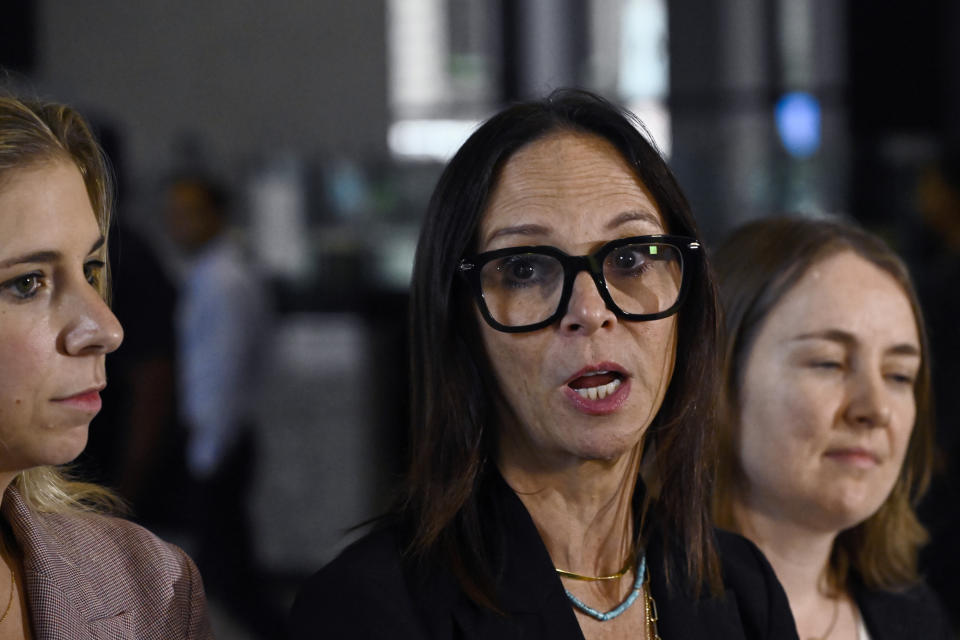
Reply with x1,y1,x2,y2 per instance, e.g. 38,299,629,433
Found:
0,94,122,514
712,215,933,592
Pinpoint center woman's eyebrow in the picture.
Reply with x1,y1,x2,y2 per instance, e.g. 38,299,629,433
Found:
484,223,550,245
0,236,106,269
606,210,663,231
485,210,663,246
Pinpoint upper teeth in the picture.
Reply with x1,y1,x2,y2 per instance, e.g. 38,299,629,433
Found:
575,377,621,400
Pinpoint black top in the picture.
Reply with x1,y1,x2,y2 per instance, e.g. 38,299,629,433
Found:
290,472,799,639
856,575,955,639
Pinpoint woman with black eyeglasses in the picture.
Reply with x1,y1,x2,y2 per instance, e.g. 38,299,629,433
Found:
290,90,798,640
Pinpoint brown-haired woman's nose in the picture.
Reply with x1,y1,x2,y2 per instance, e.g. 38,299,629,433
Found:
844,371,892,428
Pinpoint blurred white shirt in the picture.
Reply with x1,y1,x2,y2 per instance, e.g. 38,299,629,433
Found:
176,234,270,478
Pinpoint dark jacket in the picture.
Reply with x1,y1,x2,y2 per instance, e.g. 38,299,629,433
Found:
856,575,955,639
291,473,799,639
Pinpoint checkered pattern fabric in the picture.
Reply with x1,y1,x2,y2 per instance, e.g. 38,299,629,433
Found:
1,486,213,639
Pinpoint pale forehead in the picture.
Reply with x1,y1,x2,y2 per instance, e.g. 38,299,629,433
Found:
0,160,99,251
766,250,919,346
479,132,665,245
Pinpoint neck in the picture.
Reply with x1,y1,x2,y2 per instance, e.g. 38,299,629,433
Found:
0,474,15,513
498,443,641,577
732,499,841,612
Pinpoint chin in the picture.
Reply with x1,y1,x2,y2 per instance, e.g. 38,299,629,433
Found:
805,498,883,534
571,432,640,463
41,429,90,467
831,481,893,519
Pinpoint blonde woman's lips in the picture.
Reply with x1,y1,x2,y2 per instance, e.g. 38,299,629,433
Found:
52,387,104,414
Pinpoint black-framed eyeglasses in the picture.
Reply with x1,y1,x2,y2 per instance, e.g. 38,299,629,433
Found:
458,235,700,333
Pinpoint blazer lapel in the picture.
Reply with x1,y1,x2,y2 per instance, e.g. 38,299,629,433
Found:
447,472,585,640
651,573,744,638
641,526,747,639
2,488,131,639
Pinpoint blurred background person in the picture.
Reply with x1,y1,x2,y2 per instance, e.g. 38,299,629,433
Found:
0,93,212,639
713,216,952,639
163,173,278,635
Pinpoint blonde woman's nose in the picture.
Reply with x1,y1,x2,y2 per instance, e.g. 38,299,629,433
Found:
62,286,124,356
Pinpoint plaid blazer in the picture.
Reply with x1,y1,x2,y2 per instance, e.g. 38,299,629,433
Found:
1,486,213,639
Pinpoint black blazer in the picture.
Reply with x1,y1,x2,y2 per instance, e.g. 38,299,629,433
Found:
856,576,955,639
291,471,799,639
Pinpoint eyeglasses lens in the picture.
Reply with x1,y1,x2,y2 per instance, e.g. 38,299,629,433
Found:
603,243,683,315
479,243,683,327
480,253,564,327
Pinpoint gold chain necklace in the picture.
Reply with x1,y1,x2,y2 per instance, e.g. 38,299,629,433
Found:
643,569,662,640
555,551,635,582
559,552,665,634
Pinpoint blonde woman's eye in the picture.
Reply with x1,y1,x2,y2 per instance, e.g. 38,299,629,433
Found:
84,260,105,287
1,273,44,299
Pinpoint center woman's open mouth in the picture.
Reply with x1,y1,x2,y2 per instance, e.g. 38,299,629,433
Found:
563,365,631,415
568,371,623,400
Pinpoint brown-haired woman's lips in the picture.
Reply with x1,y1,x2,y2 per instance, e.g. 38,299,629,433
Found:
823,447,881,467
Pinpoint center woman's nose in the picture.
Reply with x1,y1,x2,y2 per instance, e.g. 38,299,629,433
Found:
560,271,616,334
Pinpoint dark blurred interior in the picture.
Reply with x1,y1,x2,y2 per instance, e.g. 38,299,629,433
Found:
3,1,959,637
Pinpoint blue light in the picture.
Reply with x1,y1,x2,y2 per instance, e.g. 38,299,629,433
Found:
775,92,821,158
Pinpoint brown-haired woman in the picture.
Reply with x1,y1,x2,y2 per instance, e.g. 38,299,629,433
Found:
291,90,798,639
0,94,212,638
713,215,953,639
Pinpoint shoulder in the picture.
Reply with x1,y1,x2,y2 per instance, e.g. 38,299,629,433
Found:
715,529,800,640
39,510,195,575
290,527,428,638
715,528,779,591
856,579,955,639
646,527,798,640
24,510,212,638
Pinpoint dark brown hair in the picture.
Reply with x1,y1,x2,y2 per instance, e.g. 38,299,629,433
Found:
712,215,934,591
399,89,723,607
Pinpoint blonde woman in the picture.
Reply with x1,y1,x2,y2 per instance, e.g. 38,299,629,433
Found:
0,95,212,639
713,216,952,639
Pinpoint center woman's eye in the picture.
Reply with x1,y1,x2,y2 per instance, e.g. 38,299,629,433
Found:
614,251,638,268
609,248,650,274
508,260,536,280
489,254,557,290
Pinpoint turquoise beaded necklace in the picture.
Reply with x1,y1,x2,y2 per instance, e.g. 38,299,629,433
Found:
561,553,646,622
